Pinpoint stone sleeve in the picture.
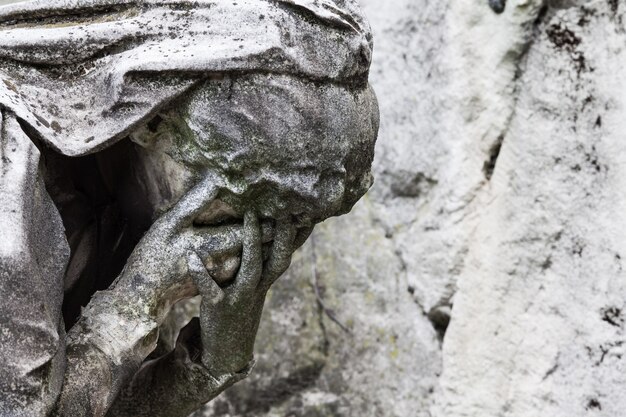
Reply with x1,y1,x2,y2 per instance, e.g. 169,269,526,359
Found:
0,110,69,417
106,319,252,417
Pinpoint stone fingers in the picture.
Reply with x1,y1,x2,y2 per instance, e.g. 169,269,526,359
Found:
187,252,224,305
184,222,275,263
229,211,263,298
183,224,242,264
260,220,297,289
153,175,220,237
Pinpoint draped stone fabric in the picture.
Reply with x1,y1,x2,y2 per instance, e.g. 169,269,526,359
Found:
0,0,372,156
0,110,69,417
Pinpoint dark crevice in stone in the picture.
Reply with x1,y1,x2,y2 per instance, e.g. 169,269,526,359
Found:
586,398,602,411
40,138,154,329
601,306,624,328
483,134,504,180
542,361,559,381
311,234,351,337
428,306,451,343
595,115,602,128
0,3,139,28
146,114,164,133
489,0,507,14
534,5,549,27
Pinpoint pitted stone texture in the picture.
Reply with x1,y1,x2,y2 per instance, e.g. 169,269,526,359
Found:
198,200,441,417
0,111,69,417
0,0,372,156
0,0,378,416
3,0,623,416
435,3,626,417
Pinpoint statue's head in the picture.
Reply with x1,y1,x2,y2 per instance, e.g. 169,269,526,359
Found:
0,0,378,231
131,74,379,229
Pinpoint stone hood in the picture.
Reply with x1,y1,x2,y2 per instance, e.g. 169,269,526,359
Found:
0,0,372,156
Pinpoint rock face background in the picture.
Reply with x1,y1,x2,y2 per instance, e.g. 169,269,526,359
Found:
2,0,625,415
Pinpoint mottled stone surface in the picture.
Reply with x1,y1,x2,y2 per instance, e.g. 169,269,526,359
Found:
197,0,451,415
435,2,626,416
0,110,69,417
0,0,372,156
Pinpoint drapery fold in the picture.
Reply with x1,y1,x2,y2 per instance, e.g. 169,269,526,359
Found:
0,109,69,417
0,0,372,156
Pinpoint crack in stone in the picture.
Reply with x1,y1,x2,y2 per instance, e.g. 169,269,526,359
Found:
309,233,352,336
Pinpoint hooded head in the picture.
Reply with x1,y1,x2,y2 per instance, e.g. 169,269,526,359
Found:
130,73,379,226
0,0,378,223
0,0,374,156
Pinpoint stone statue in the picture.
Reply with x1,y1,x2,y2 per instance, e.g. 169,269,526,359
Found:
0,1,378,416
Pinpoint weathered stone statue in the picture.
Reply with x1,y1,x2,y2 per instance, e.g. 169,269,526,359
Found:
0,1,378,415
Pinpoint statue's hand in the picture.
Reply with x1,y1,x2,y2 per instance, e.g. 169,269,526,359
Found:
113,177,220,294
103,213,297,417
111,177,271,310
188,211,297,376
